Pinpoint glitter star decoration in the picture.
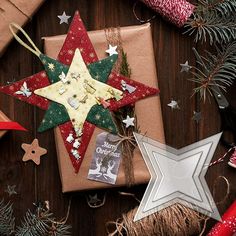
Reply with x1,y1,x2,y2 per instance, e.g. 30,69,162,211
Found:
21,139,47,165
57,11,71,24
180,60,192,73
133,132,222,222
0,11,159,173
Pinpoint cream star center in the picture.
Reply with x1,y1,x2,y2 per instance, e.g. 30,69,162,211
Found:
34,49,123,136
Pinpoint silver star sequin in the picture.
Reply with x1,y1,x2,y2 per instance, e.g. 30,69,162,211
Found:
180,61,192,73
57,11,71,24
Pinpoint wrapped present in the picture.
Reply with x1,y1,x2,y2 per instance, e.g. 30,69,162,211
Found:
43,23,165,192
0,0,45,56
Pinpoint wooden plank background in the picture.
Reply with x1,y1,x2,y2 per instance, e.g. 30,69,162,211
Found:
0,0,235,235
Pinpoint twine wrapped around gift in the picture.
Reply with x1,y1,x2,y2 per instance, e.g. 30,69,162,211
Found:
105,27,136,187
106,133,137,186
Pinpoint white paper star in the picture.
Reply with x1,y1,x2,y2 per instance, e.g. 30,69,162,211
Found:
122,115,135,128
105,44,118,56
133,132,222,222
167,99,180,109
180,61,192,72
57,11,71,24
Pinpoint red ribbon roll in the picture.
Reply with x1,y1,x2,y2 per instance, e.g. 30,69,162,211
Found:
140,0,195,27
208,201,236,236
0,122,27,131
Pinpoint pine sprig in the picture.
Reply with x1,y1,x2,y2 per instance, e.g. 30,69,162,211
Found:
0,200,15,235
199,0,236,17
189,43,236,100
48,223,71,236
15,210,51,236
0,199,71,236
120,50,131,78
184,0,236,44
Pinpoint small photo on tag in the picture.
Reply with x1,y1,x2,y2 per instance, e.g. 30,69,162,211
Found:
87,132,122,185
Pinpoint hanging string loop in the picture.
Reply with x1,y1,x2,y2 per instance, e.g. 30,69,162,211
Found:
9,23,42,57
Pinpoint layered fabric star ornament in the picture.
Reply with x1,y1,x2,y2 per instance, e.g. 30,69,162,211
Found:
0,11,159,173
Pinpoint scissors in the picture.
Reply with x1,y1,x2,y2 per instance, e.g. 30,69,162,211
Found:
192,48,236,148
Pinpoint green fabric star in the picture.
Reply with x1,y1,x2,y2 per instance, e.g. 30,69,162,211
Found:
37,54,118,134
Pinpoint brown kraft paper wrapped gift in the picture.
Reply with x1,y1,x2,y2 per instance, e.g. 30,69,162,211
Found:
0,110,10,138
43,23,165,192
0,0,45,56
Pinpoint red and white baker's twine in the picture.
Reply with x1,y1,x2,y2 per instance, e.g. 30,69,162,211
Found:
210,147,236,167
140,0,195,27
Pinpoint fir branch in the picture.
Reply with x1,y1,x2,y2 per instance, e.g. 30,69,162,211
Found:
189,43,236,100
120,50,131,78
199,0,236,17
15,210,50,236
184,12,236,44
184,0,236,44
48,223,71,236
0,200,15,235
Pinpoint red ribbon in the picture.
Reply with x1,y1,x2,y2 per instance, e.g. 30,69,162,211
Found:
0,122,27,131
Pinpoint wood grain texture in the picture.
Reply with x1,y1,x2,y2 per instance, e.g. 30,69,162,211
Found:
0,0,235,235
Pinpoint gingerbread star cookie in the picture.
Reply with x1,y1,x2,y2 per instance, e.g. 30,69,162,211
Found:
21,139,47,165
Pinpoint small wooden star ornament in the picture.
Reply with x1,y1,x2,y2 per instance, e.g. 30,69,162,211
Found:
21,139,47,165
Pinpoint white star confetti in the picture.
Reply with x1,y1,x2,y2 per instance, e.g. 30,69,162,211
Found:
57,11,71,24
122,115,135,128
105,44,118,56
167,99,180,110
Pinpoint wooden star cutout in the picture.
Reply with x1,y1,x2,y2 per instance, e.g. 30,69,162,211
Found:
21,139,47,165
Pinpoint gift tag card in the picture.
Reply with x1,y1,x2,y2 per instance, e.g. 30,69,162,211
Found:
87,132,122,185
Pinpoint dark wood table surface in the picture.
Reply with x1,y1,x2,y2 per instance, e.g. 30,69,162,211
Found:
0,0,236,235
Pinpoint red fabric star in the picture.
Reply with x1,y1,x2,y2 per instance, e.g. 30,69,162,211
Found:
0,11,159,173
